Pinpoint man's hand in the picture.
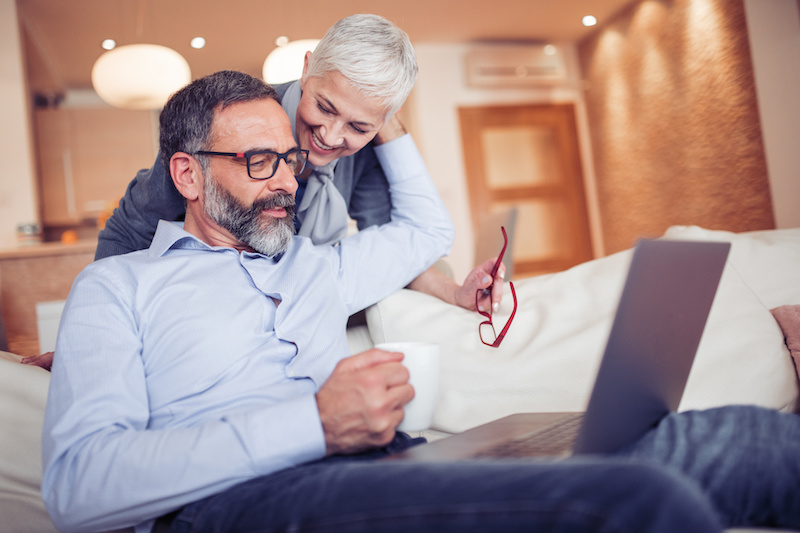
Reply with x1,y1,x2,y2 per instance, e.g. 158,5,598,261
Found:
21,351,54,371
316,349,413,455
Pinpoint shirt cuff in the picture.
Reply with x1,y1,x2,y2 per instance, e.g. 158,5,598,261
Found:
373,134,427,183
248,393,327,473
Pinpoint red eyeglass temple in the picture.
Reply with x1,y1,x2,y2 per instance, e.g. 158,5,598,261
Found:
489,281,517,347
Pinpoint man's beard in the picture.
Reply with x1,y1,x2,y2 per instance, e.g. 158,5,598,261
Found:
203,172,296,256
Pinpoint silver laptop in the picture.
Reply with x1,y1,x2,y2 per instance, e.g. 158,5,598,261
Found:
387,239,731,461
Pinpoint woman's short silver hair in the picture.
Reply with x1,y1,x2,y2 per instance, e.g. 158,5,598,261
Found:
305,14,418,117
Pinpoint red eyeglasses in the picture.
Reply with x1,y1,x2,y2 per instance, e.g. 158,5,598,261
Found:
476,226,517,347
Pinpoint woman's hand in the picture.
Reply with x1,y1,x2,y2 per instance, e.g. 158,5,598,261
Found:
407,259,506,313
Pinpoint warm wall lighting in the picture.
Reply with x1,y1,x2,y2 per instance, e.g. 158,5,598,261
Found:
101,39,116,50
262,39,320,84
91,44,191,110
583,15,598,27
190,37,206,49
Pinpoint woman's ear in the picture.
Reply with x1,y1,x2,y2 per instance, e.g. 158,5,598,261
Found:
169,152,201,201
300,51,312,86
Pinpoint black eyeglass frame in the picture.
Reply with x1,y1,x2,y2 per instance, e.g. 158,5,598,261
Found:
476,226,517,348
195,148,309,180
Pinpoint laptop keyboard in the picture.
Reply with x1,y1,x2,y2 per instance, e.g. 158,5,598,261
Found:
473,413,585,458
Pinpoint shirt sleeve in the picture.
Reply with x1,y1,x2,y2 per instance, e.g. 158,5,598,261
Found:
335,134,455,313
94,154,187,260
40,263,326,533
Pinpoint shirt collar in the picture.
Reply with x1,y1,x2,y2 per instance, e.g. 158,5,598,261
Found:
149,220,209,257
149,219,288,262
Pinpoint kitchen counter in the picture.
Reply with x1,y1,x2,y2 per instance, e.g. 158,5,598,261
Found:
0,240,97,356
0,239,97,259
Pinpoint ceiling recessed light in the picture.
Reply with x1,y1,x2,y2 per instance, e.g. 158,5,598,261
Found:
101,39,116,50
275,35,289,47
190,37,206,49
582,15,598,27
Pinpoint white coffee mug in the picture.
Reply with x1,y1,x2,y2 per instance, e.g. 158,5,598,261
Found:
376,342,440,432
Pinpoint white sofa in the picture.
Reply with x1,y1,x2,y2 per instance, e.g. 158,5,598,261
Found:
2,225,799,532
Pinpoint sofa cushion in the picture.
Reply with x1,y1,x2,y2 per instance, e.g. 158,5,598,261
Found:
771,305,800,381
0,352,57,532
366,235,799,434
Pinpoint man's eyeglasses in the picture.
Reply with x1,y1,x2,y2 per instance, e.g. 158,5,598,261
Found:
195,148,309,180
476,226,517,348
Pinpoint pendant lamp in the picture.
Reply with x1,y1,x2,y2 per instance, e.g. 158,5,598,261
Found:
262,39,320,84
91,44,191,110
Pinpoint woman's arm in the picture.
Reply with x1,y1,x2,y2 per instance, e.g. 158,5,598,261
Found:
407,259,506,312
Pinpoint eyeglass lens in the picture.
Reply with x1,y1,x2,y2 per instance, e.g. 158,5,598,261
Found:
479,321,497,345
248,150,307,179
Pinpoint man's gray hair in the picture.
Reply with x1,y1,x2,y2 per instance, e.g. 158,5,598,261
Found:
305,14,418,117
159,70,279,173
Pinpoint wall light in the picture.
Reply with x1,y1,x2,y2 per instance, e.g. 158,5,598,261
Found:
583,15,598,27
262,39,320,84
91,44,191,110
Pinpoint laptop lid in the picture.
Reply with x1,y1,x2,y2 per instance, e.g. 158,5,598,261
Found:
387,239,730,461
572,239,730,453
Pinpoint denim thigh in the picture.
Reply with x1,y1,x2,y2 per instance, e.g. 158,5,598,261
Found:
170,454,721,533
617,405,800,529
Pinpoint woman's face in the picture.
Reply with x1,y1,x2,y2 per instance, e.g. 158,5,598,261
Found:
296,55,389,168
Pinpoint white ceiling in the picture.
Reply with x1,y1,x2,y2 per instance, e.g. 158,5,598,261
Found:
17,0,635,97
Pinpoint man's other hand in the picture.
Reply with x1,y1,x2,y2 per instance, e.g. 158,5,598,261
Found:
21,351,54,371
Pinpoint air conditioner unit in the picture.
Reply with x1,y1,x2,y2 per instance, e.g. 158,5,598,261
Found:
465,44,567,88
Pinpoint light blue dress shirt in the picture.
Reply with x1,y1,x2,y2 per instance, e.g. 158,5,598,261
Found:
41,135,454,533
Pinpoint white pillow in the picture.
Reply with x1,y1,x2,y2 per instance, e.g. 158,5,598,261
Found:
680,264,798,412
663,225,800,309
367,250,631,433
0,352,57,532
366,239,799,433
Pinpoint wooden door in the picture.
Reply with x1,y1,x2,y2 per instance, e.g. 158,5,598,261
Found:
459,103,593,278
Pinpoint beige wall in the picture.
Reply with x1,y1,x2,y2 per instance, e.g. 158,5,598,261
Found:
579,0,776,254
0,0,39,249
744,0,800,229
407,43,595,282
410,0,800,270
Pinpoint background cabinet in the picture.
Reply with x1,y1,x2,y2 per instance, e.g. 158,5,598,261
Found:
34,107,157,228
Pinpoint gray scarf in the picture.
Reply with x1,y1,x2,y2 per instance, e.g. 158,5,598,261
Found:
282,81,349,245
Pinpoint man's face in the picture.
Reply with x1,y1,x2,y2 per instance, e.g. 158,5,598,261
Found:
203,168,296,257
200,98,300,256
296,70,389,168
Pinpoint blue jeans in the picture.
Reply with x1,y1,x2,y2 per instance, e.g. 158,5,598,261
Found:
169,405,798,532
617,405,800,529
